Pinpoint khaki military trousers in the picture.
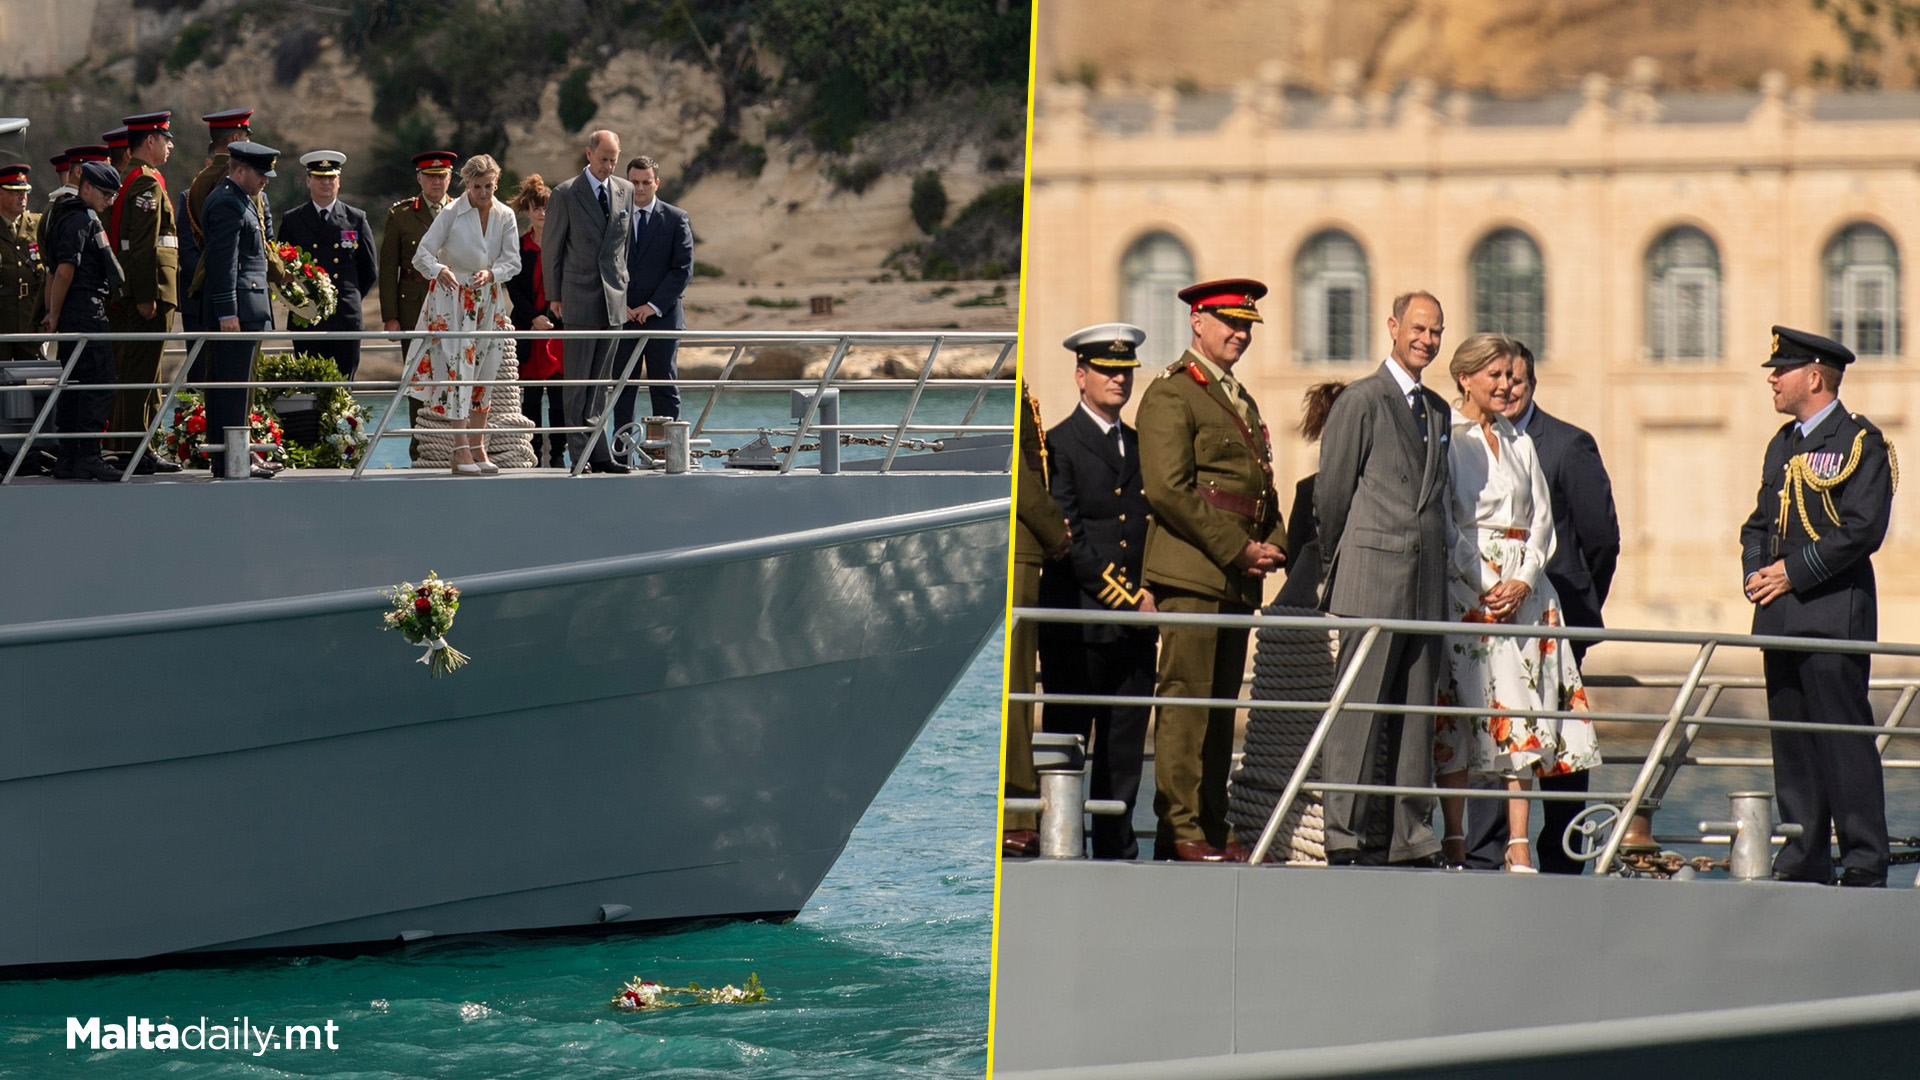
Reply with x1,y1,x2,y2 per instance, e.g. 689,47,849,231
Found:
1003,559,1042,831
1151,590,1251,853
110,304,172,452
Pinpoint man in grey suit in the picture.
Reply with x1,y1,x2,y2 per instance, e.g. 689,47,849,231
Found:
1314,290,1451,866
543,129,636,474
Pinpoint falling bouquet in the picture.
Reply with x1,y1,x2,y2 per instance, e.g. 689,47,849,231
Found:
609,973,766,1011
150,391,287,469
382,571,470,677
274,244,339,328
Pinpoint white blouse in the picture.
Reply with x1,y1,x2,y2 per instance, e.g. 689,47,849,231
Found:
1445,412,1557,592
412,196,522,284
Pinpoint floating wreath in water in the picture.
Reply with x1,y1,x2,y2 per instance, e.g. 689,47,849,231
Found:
382,571,469,677
609,973,766,1011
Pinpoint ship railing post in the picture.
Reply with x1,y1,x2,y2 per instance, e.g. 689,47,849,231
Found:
1596,638,1718,874
1249,622,1381,867
688,344,746,442
792,388,840,474
1875,685,1919,756
121,336,207,481
959,338,1015,426
572,332,651,477
1623,681,1729,853
352,333,429,479
2,334,86,486
780,337,850,475
882,336,944,473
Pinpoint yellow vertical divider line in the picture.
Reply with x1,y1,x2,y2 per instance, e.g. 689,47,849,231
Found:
986,2,1043,1074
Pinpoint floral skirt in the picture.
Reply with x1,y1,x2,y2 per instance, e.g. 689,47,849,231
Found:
406,278,512,421
1435,530,1602,780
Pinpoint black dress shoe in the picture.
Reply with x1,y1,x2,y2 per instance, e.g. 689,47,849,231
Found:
70,456,122,482
1390,853,1448,870
1771,871,1831,884
1327,849,1361,867
1839,868,1888,888
588,460,632,475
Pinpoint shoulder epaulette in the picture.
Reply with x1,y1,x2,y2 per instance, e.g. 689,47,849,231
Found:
1850,412,1882,435
390,197,417,212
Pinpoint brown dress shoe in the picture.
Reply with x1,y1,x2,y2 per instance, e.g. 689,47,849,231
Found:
1002,829,1039,858
1173,840,1231,862
1222,839,1250,863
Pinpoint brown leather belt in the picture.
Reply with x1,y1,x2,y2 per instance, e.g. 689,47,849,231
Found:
1199,484,1261,521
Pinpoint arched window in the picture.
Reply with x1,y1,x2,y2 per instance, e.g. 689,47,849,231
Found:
1294,230,1369,363
1645,226,1722,361
1120,232,1195,369
1825,224,1901,359
1470,228,1546,357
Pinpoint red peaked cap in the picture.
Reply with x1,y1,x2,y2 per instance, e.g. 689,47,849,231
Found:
1178,278,1267,322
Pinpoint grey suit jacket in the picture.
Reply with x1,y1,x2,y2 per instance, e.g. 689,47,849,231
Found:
1314,362,1451,619
541,170,633,327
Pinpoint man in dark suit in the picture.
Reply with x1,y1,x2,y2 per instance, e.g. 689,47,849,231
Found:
278,151,378,379
543,130,635,473
1460,340,1621,873
1740,325,1895,887
1137,280,1286,862
199,141,278,479
612,155,693,430
1037,323,1157,860
1314,290,1451,867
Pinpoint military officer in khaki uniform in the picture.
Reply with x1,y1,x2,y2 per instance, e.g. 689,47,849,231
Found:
1006,378,1071,857
103,126,130,175
0,164,44,361
1138,278,1286,861
185,109,281,316
107,112,182,466
381,151,456,459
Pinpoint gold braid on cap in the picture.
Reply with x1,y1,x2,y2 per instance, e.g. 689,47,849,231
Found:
1776,429,1887,542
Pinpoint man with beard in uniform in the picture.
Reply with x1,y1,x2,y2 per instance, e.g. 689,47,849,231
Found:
278,151,378,379
106,111,183,473
382,150,456,460
39,160,125,481
1037,322,1158,860
185,110,278,338
0,164,44,362
1741,325,1897,887
1138,279,1286,862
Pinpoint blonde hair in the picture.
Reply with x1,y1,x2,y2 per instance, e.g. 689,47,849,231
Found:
460,154,501,187
1448,332,1522,397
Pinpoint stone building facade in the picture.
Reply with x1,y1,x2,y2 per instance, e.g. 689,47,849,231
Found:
1023,64,1920,639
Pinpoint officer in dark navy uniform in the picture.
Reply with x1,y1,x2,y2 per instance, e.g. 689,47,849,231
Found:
1037,322,1158,860
1739,325,1897,887
39,160,125,481
278,150,378,378
200,141,278,478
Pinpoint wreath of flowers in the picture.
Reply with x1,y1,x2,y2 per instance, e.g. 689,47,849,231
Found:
274,244,339,328
150,391,287,469
609,973,766,1011
254,353,371,469
383,571,469,677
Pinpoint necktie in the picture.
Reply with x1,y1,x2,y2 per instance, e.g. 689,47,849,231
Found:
597,183,610,217
1111,424,1125,459
633,207,648,250
1788,426,1804,453
1409,389,1428,442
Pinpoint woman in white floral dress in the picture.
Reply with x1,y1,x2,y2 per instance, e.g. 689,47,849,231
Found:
1433,333,1600,871
408,154,521,473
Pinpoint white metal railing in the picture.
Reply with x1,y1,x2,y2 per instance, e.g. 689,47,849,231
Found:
1009,606,1920,874
0,328,1015,483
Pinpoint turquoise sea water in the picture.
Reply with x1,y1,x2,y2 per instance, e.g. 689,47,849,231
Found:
0,633,1005,1079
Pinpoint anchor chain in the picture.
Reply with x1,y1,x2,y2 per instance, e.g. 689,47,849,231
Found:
689,432,949,460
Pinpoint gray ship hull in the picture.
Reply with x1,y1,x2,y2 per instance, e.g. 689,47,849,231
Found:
0,470,1009,969
993,861,1920,1078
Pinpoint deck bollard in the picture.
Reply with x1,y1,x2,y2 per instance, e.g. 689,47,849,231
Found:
205,427,279,479
1022,733,1130,859
791,389,840,474
662,420,691,474
1699,790,1803,880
